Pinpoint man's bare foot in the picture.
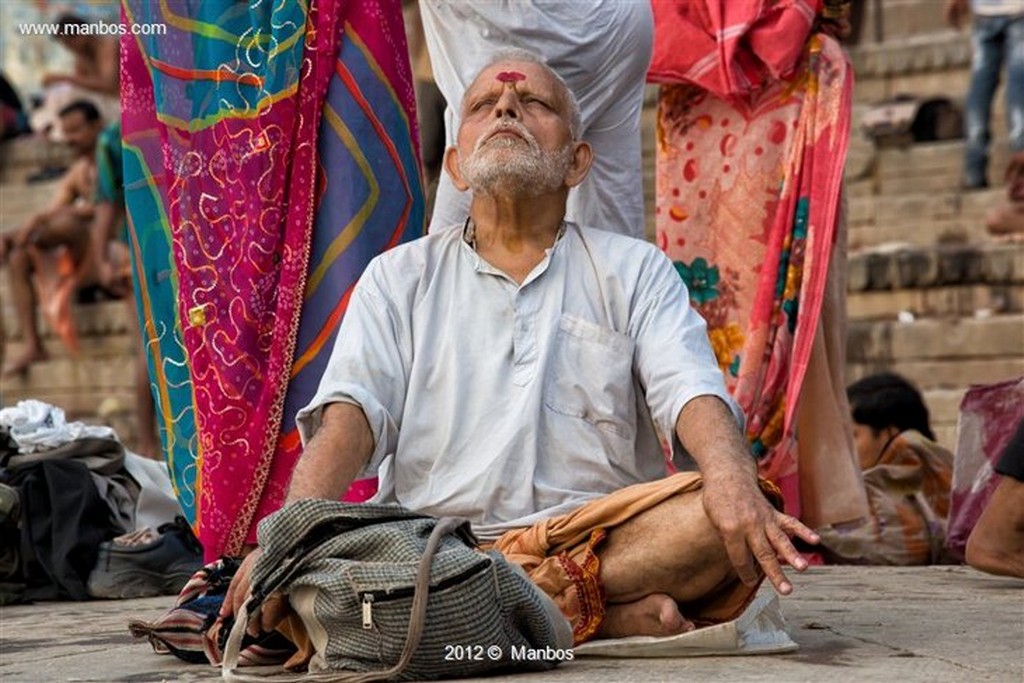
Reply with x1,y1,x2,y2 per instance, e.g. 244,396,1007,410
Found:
2,346,48,378
596,593,695,639
985,204,1024,238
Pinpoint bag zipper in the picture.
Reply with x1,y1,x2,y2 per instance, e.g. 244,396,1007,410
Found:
357,558,491,630
362,594,374,630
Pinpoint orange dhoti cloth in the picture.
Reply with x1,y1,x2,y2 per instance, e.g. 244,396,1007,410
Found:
490,472,783,644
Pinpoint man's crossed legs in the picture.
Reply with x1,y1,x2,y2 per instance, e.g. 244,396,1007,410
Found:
493,472,783,644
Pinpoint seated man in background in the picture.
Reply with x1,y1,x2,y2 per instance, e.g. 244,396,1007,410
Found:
30,14,120,142
224,53,818,645
42,13,120,97
817,373,954,565
1,100,104,377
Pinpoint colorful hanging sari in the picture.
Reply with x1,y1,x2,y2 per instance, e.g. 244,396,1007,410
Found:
650,0,868,526
121,0,424,560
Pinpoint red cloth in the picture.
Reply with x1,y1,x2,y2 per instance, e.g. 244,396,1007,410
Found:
648,0,821,97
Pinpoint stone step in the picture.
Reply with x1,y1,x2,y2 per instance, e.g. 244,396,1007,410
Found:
0,136,75,185
0,352,140,438
1,136,70,167
847,315,1024,365
844,142,1014,250
924,385,968,453
0,386,136,421
845,178,875,199
876,143,1015,182
850,29,970,77
0,178,64,232
850,188,1003,227
848,283,1023,321
922,386,966,423
3,333,137,362
0,352,138,393
2,300,133,341
925,386,968,452
873,141,1012,192
848,219,990,251
876,140,965,175
847,357,1024,393
855,1,968,47
932,424,956,452
853,66,977,121
847,243,1024,292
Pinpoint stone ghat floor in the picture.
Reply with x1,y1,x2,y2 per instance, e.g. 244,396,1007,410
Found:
1,566,1021,682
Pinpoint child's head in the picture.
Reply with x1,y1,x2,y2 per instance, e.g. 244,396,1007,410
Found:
847,372,934,468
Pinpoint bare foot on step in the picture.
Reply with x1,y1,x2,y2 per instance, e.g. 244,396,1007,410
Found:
596,592,695,639
2,346,48,378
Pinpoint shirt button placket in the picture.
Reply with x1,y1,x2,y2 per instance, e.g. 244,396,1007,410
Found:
512,290,535,386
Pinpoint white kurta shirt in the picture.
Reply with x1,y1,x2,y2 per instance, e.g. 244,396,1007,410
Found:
297,223,738,540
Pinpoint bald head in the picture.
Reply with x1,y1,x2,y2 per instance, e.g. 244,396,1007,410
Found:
461,52,582,141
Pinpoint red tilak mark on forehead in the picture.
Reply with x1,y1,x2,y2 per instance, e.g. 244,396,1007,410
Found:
495,71,526,83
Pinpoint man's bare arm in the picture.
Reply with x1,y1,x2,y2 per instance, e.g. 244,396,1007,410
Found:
89,201,131,292
49,40,120,96
62,71,118,97
221,401,375,631
285,401,375,503
46,166,81,213
675,395,819,595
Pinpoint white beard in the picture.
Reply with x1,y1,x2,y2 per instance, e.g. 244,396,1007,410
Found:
459,121,574,198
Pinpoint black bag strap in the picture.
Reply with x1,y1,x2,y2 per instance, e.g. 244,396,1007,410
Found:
222,516,464,683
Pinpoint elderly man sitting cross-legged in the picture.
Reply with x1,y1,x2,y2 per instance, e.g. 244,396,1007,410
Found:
223,52,819,644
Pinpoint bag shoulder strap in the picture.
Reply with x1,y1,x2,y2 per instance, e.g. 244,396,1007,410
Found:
222,517,464,683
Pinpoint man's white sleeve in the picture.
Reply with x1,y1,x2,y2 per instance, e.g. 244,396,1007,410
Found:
630,250,744,463
294,263,410,478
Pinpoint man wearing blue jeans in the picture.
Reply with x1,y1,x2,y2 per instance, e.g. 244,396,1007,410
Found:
945,0,1024,189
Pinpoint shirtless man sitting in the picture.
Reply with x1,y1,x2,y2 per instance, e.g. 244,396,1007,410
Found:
2,100,104,377
223,52,818,644
42,14,120,98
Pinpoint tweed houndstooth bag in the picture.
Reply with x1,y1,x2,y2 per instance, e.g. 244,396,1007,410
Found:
222,500,572,682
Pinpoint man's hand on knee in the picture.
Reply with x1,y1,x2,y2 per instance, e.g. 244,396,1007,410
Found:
701,472,819,595
676,397,819,595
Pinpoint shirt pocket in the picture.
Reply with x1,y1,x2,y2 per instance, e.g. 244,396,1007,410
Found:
544,314,636,441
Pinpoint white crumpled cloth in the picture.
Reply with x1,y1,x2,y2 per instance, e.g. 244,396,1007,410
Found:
1,400,184,530
0,399,116,453
574,588,798,658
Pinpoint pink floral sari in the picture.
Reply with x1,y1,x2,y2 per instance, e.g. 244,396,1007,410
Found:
650,0,867,525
